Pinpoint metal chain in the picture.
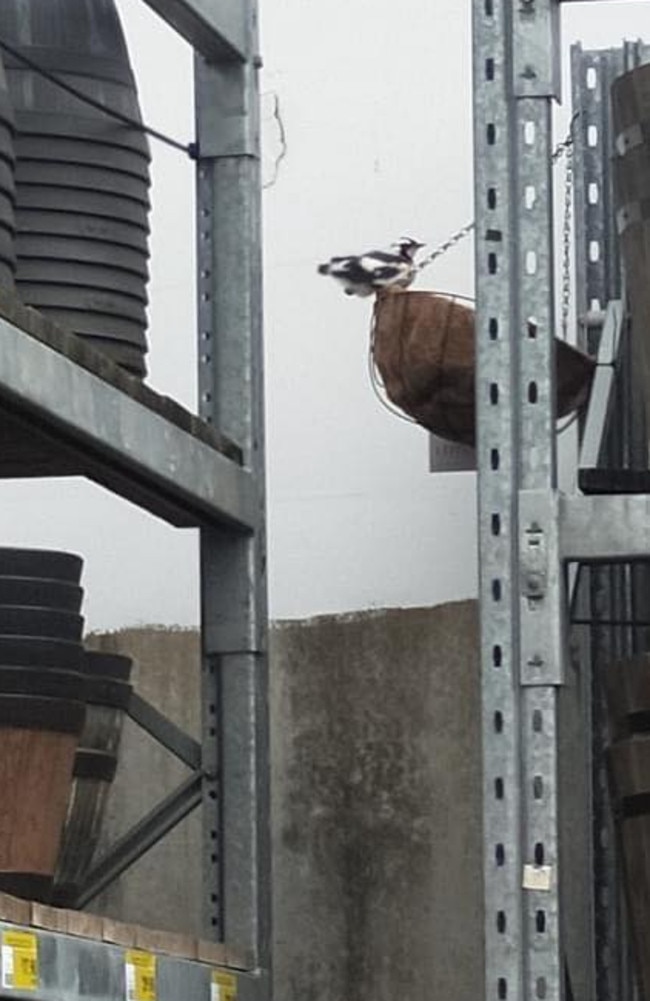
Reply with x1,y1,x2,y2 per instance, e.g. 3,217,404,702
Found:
417,114,580,276
415,220,476,272
559,135,574,340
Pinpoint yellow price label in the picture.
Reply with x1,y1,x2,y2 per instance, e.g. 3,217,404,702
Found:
1,931,38,991
125,950,156,1001
211,971,237,1001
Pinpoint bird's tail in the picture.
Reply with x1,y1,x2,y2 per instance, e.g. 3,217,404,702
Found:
317,263,331,275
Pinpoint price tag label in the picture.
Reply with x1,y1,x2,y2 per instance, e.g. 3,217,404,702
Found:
125,950,156,1001
211,971,237,1001
1,931,38,991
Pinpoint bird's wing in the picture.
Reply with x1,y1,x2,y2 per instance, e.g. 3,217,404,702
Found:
326,257,374,282
359,250,402,265
359,262,405,281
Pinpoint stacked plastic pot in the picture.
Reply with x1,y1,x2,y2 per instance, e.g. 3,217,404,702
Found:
0,548,134,904
605,654,650,1000
54,650,133,906
0,45,16,291
0,0,152,377
0,547,86,901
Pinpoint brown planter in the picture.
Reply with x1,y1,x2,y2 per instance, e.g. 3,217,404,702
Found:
605,654,650,740
607,736,650,1001
371,290,596,446
0,695,85,901
53,652,132,906
605,655,650,1001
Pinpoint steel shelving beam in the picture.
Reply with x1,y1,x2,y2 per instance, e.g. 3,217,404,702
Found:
140,0,250,62
571,41,650,1001
193,0,271,981
474,0,564,998
473,0,525,993
0,311,254,530
0,0,271,995
0,920,266,1001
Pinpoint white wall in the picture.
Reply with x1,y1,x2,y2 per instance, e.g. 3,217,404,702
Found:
0,1,649,628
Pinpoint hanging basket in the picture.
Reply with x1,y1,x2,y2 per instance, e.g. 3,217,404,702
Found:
370,290,596,447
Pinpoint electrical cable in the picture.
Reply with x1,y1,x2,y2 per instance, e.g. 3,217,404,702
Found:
0,35,195,158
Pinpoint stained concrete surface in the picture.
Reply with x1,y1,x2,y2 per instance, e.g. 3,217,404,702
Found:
85,626,203,936
85,601,483,1000
270,601,482,1001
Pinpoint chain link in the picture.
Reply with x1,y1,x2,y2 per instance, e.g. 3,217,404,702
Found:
415,220,476,272
417,114,579,277
559,135,574,340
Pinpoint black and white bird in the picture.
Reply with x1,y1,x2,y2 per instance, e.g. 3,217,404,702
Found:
317,237,425,297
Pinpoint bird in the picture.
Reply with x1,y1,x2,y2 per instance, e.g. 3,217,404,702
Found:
317,237,425,297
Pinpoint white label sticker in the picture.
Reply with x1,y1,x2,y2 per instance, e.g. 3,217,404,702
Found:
211,971,237,1001
1,932,38,990
125,951,156,1001
523,863,553,891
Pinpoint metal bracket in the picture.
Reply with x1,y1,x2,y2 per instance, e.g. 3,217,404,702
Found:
560,494,650,562
579,299,624,471
195,58,260,159
520,489,564,684
141,0,251,63
513,0,561,99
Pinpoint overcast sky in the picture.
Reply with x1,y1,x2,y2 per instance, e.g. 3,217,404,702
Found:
0,0,648,631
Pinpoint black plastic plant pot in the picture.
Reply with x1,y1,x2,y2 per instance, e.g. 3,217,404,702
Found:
0,606,84,641
0,636,84,670
0,578,83,612
0,665,86,701
0,549,83,584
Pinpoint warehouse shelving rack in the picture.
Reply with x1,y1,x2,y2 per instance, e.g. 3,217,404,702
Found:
475,1,650,999
0,1,270,1000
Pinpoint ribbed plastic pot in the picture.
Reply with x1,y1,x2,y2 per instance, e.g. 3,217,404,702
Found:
0,606,84,641
0,664,86,700
0,0,152,377
0,49,16,291
53,651,132,905
0,577,83,612
0,548,82,583
0,636,84,671
0,693,85,901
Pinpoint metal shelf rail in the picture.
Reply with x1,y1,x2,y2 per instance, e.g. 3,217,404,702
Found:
0,0,271,999
475,1,650,999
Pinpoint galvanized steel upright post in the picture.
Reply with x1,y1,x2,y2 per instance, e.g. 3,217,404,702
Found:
194,0,271,981
473,0,564,997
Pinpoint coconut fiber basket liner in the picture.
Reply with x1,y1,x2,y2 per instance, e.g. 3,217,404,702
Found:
371,290,596,447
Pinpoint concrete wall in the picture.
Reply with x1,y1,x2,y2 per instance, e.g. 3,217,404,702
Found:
85,626,203,936
85,600,483,1001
